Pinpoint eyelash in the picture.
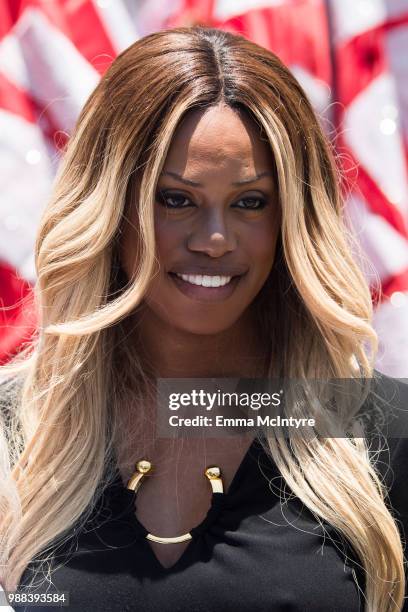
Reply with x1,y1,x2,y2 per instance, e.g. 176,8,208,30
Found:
156,191,267,210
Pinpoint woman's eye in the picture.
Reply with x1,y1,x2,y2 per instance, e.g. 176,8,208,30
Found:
156,191,267,210
234,197,266,210
156,191,192,208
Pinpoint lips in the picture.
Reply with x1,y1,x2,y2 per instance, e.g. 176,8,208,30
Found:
169,266,248,277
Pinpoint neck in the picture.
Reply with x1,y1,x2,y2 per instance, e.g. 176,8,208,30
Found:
132,304,268,379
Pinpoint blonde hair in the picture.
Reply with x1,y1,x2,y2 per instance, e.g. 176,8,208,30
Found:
0,26,404,610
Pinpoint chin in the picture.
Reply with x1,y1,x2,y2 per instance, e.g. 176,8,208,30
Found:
170,314,243,336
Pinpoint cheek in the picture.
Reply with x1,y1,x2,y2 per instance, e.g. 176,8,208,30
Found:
153,212,186,262
247,224,280,278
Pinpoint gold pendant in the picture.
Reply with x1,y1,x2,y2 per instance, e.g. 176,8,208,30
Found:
126,460,224,544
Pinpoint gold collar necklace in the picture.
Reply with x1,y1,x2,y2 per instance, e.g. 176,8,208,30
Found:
126,459,224,545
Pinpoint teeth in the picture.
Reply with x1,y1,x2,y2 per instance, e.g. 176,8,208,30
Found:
175,273,232,287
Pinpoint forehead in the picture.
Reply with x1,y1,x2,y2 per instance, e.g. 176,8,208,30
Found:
163,103,274,174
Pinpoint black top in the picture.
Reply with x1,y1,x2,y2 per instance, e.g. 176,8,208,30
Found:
11,373,408,611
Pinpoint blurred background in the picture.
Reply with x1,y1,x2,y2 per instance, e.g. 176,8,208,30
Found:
0,0,407,376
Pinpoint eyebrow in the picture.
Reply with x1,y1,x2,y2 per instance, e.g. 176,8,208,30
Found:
160,170,274,187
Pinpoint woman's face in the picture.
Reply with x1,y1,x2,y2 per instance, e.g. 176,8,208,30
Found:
121,103,281,335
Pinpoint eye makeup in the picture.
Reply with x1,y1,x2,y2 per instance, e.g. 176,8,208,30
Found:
155,189,269,211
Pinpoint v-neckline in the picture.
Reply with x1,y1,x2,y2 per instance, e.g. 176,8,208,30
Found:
126,433,263,573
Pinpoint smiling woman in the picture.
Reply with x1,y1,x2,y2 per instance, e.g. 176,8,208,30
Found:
121,103,280,339
0,25,408,612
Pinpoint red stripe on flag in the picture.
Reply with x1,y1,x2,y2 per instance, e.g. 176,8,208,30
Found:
382,13,408,33
382,267,408,298
0,72,68,149
371,267,408,305
333,16,408,113
339,146,408,239
58,0,117,74
217,2,331,84
1,1,116,75
355,163,408,239
0,71,36,123
0,0,17,39
0,261,37,365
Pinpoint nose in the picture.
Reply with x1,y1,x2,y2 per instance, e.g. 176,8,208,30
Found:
186,209,237,258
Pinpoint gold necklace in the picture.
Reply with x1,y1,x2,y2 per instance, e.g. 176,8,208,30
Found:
126,459,224,544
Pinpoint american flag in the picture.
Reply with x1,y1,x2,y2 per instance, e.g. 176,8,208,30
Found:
1,0,407,375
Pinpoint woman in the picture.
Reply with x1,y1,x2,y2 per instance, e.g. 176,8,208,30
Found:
0,25,407,612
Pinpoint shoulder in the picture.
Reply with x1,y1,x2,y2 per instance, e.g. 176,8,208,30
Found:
359,369,408,440
364,370,408,524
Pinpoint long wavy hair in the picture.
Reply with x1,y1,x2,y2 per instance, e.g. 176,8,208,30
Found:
0,26,404,611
